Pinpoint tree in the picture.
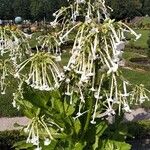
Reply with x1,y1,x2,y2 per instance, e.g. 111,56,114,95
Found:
12,0,31,19
30,0,53,21
107,0,142,20
0,0,14,19
143,0,150,16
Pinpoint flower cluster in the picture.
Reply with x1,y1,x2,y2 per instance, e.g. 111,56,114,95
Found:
24,116,54,150
15,52,64,91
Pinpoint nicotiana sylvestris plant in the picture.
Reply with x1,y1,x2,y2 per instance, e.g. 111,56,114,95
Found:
0,0,150,149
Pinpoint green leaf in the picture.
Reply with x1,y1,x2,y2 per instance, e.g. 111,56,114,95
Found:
92,122,108,150
17,99,38,118
100,139,131,150
52,97,64,113
23,85,51,109
92,135,99,150
66,106,75,116
13,140,33,149
53,133,68,139
73,142,86,150
74,119,81,135
96,121,108,136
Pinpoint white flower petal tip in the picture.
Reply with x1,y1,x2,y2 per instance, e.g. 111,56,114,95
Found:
65,78,70,83
60,128,64,132
86,73,94,77
90,28,99,34
44,138,51,146
135,34,142,41
122,104,132,113
107,98,114,102
14,72,20,78
107,64,118,74
24,128,29,133
12,100,16,108
65,92,72,96
90,87,96,92
76,0,85,4
55,56,61,62
1,91,6,95
90,120,96,124
63,66,71,71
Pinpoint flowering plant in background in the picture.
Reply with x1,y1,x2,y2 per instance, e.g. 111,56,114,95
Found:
0,0,149,149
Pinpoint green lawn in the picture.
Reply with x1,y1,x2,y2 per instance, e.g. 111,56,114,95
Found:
121,68,150,90
134,29,150,49
128,29,150,49
123,51,145,60
122,50,150,89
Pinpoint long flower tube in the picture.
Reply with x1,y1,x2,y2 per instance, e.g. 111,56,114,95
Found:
24,116,56,149
15,52,63,91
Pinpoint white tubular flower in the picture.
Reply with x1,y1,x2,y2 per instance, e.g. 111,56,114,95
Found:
90,28,99,34
122,103,132,113
122,81,129,97
91,75,104,124
85,15,92,23
12,100,16,108
76,0,85,4
55,55,61,62
107,63,118,74
65,84,72,96
16,52,63,91
120,22,141,41
25,116,55,149
74,110,89,120
97,108,115,119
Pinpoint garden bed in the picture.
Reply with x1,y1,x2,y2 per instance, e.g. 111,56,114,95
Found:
125,57,150,71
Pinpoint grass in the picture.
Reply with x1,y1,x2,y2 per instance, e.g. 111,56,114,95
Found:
134,29,150,49
127,29,150,49
121,68,150,90
0,79,21,117
0,92,21,117
122,51,145,60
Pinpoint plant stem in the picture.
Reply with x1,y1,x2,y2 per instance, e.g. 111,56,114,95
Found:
81,94,93,140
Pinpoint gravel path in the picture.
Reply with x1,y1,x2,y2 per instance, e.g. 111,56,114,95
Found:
124,108,150,122
0,108,149,131
0,117,30,131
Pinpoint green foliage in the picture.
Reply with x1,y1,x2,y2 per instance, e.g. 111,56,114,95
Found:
127,120,150,138
0,130,25,148
0,0,68,21
107,0,142,20
0,0,150,21
12,0,31,19
0,93,21,117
